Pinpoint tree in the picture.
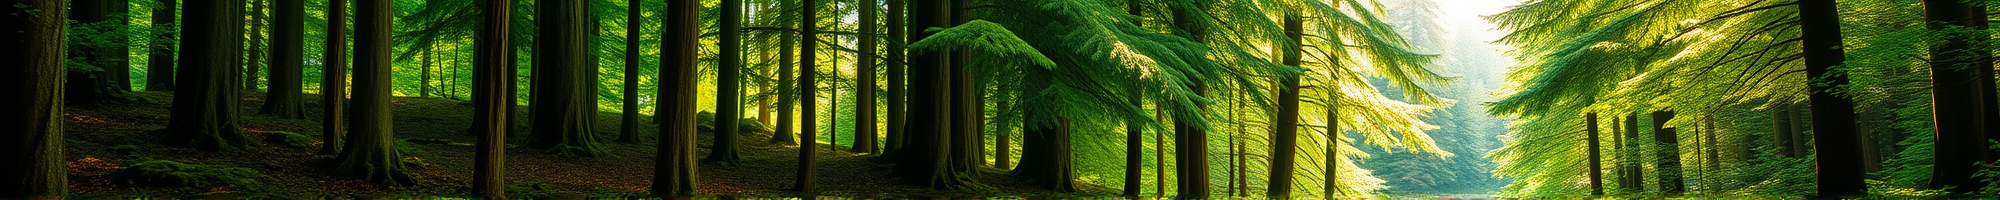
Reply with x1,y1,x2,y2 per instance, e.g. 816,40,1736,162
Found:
1621,114,1643,192
159,0,248,151
652,0,700,195
1924,0,1992,194
246,0,265,91
1798,0,1863,197
706,0,745,164
772,0,798,146
259,0,305,119
884,0,906,154
332,0,415,185
854,0,881,154
147,0,177,91
1172,2,1213,197
319,0,347,156
0,0,68,197
472,0,511,197
617,0,642,144
794,0,820,192
68,0,133,105
893,0,981,190
1268,13,1304,200
530,0,606,157
1587,113,1604,196
1651,111,1683,194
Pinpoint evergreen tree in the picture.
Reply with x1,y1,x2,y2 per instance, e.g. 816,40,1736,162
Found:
332,0,415,185
617,0,642,144
319,0,347,156
530,0,606,157
795,0,821,192
159,0,248,151
652,0,701,195
259,0,305,119
707,0,745,164
854,0,881,154
472,0,512,197
147,0,177,91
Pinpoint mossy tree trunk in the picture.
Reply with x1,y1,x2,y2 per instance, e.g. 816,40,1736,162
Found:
0,0,68,197
333,0,415,185
319,0,346,156
530,0,605,157
472,0,511,197
161,0,249,151
1651,111,1683,194
259,0,305,119
652,0,701,195
147,0,177,91
246,0,265,92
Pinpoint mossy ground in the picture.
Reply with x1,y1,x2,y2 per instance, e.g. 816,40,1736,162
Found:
63,91,1107,198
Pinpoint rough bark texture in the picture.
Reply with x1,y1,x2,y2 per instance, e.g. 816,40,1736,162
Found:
147,0,177,91
795,0,820,192
1924,0,1992,194
333,0,415,185
1973,4,2000,169
1651,111,1683,194
1802,0,1862,197
855,0,881,154
0,0,68,197
1587,113,1604,196
472,0,511,197
319,0,347,156
704,0,744,165
652,0,700,195
530,0,606,157
260,0,305,119
1125,89,1143,197
892,0,980,190
1268,13,1303,199
161,0,249,151
1018,117,1078,191
772,0,798,146
884,0,907,154
617,0,642,144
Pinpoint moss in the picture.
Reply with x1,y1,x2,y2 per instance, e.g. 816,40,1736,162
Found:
265,131,312,149
695,111,772,134
108,160,267,190
396,139,430,158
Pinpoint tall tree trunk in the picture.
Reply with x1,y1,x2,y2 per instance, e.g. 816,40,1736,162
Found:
652,0,700,195
259,0,304,119
1925,0,1994,194
1796,0,1864,197
617,0,642,144
1704,115,1720,175
1972,4,2000,168
1124,87,1144,197
1324,89,1340,197
148,0,177,91
67,0,132,105
247,0,265,92
529,0,605,157
1652,111,1684,194
472,0,511,197
160,0,249,151
892,0,980,189
854,0,881,154
1019,116,1078,191
319,0,346,156
333,0,415,185
1611,117,1627,191
997,100,1013,170
0,0,68,197
1268,13,1303,200
771,0,798,146
883,0,907,155
706,0,745,164
1172,2,1212,198
1587,113,1604,196
1772,103,1795,157
1623,114,1645,192
795,0,820,192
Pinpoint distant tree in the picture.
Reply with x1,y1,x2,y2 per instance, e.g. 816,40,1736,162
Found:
332,0,415,185
259,0,305,119
147,0,177,91
772,0,798,146
159,0,249,151
795,0,820,192
1587,113,1604,196
706,0,744,164
68,0,133,105
247,0,265,92
652,0,701,195
319,0,347,156
617,0,642,144
0,0,69,197
883,0,907,155
854,0,880,154
530,0,606,157
472,0,512,197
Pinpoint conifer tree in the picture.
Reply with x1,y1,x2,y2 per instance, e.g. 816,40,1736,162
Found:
333,0,415,185
259,0,305,119
160,0,248,151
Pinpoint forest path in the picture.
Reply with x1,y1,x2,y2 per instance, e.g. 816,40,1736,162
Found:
62,91,1072,197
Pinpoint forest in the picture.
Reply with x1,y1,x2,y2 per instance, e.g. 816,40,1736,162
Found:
0,0,1997,198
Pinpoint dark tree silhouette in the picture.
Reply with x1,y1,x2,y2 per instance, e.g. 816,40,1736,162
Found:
772,0,798,146
1171,2,1213,197
1587,113,1604,196
529,0,606,157
652,0,701,195
260,0,306,119
332,0,415,185
159,0,249,151
1798,0,1862,197
1269,13,1303,199
68,0,133,105
319,0,347,156
1924,0,1992,194
617,0,642,144
472,0,512,197
147,0,177,91
854,0,881,154
884,0,906,154
706,0,744,164
0,0,69,197
795,0,821,192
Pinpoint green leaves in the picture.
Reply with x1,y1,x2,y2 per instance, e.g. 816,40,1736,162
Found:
908,20,1056,69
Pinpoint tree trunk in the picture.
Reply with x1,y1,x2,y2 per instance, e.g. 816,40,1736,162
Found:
1267,13,1303,200
472,0,511,197
854,0,881,154
1924,0,1994,194
1622,113,1645,192
1704,115,1720,175
794,0,820,192
67,0,132,105
1324,89,1340,197
1020,116,1078,191
1172,2,1212,198
997,100,1013,170
892,0,980,189
247,0,265,92
1772,103,1795,158
1124,87,1143,197
883,0,907,155
652,0,700,195
706,0,745,164
528,0,605,157
1972,4,2000,170
259,0,305,119
319,0,346,156
1798,0,1863,197
1587,113,1604,196
0,0,68,197
617,0,642,144
147,0,177,91
1651,111,1684,195
771,0,798,146
333,0,415,185
160,0,249,151
421,43,433,97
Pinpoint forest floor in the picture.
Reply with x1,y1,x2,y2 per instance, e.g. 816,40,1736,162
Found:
61,91,1109,198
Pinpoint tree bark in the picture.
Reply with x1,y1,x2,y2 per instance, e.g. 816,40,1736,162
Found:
530,0,606,157
883,0,907,156
853,0,881,154
1172,2,1212,198
0,0,68,197
892,0,980,189
147,0,177,91
1772,103,1795,158
617,0,642,144
1019,117,1078,191
997,100,1012,170
1124,87,1144,197
1622,113,1644,192
771,0,798,146
1651,111,1684,195
259,0,305,119
319,0,346,156
472,0,511,197
1924,0,1993,194
1268,13,1303,200
160,0,249,151
333,0,415,185
247,0,265,92
794,0,820,192
1798,0,1862,197
652,0,700,195
706,0,745,164
1587,113,1604,196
